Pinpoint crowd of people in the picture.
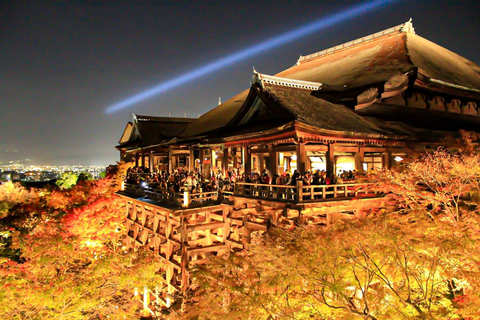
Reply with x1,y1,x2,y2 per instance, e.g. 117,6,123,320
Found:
125,166,236,195
245,169,356,186
125,166,357,196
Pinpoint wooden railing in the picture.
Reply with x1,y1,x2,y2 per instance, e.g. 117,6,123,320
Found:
234,181,380,203
123,180,380,207
123,183,219,208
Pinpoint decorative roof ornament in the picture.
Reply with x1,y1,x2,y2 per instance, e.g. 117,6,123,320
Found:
297,19,416,64
252,70,323,91
218,97,222,105
401,18,415,34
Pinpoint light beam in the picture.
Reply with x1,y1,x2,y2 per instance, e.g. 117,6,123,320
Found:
105,0,399,114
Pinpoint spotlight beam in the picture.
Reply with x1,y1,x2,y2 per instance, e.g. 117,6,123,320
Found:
105,0,398,114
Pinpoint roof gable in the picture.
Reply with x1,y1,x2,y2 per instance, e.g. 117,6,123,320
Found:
181,90,249,138
117,115,196,149
118,122,134,144
255,74,386,136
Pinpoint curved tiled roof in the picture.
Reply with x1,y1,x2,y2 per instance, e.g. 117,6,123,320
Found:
262,84,386,136
181,21,480,138
181,90,249,138
407,34,480,90
117,115,195,150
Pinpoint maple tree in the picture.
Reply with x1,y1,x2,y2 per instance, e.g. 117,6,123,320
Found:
182,213,480,319
0,178,162,319
3,142,480,319
177,146,480,319
379,149,480,222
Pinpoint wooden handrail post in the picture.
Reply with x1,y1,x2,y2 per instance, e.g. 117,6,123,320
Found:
296,180,303,201
183,185,191,207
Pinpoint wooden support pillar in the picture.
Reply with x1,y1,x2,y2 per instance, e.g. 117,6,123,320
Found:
355,152,362,172
359,148,365,172
205,147,212,178
258,153,264,172
296,143,306,174
135,153,139,167
326,144,335,178
168,147,172,173
199,148,204,176
268,145,277,176
149,151,154,171
212,149,217,173
244,147,252,177
384,150,392,169
189,146,194,172
141,152,146,168
233,148,238,170
278,152,285,174
222,147,229,176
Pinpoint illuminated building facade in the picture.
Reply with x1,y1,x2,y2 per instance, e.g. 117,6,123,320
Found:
117,20,480,179
115,20,480,309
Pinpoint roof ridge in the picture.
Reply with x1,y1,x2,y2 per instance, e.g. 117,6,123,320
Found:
252,70,323,91
133,114,197,122
297,19,415,64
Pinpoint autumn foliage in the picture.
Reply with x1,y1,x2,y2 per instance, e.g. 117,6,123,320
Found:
0,179,161,319
179,147,480,319
3,143,480,319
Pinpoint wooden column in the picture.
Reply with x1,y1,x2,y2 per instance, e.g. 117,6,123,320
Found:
356,147,365,172
149,151,154,171
233,148,238,170
135,153,139,167
383,150,392,169
296,143,306,174
199,148,204,176
212,149,217,173
189,146,194,172
244,147,252,176
326,144,335,178
205,147,211,178
268,145,277,176
355,152,362,172
168,147,172,173
141,152,146,168
258,154,264,172
222,147,229,176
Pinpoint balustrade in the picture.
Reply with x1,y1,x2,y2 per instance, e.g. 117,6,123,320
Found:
123,180,380,207
124,183,219,208
233,181,380,203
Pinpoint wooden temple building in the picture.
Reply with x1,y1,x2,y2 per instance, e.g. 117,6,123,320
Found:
115,20,480,311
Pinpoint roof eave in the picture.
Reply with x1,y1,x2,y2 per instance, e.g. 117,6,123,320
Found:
415,73,480,100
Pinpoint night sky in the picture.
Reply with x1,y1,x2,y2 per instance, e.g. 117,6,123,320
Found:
2,0,480,166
